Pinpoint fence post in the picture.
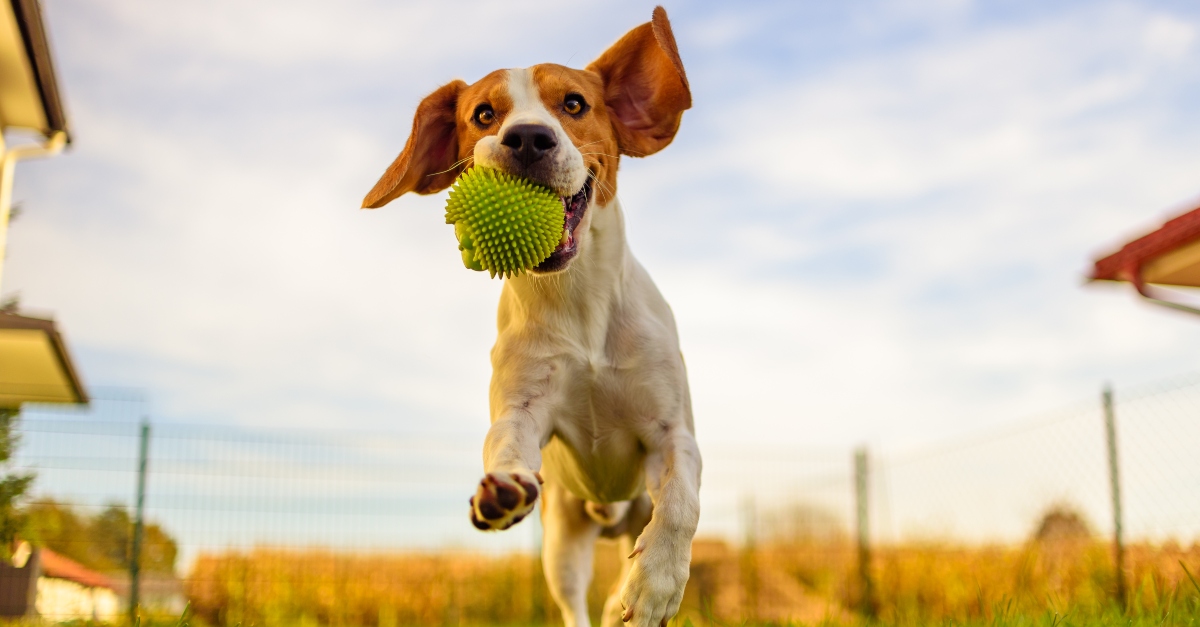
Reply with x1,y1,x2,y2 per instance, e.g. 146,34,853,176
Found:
1102,385,1126,611
129,420,150,623
740,494,758,621
855,447,875,619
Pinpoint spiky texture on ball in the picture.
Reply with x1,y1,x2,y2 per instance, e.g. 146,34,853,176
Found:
445,167,565,278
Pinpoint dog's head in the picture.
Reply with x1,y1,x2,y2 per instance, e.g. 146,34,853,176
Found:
362,7,690,275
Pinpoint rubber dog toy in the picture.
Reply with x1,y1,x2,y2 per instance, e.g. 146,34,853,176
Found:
444,167,565,278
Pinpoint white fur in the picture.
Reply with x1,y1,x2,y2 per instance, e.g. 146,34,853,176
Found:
468,69,701,627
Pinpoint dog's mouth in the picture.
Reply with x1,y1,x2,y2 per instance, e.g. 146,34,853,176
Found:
532,179,592,273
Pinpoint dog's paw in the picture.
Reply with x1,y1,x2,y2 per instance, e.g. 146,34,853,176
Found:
618,528,690,627
469,471,540,531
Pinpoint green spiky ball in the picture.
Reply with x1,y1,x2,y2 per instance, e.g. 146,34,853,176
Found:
445,167,564,278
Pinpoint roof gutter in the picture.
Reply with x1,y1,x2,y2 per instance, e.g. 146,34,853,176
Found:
1087,261,1200,318
0,309,88,405
9,0,69,140
0,129,66,295
1091,204,1200,318
1129,271,1200,317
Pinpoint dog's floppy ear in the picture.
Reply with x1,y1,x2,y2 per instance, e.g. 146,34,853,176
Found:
362,80,467,209
586,6,691,157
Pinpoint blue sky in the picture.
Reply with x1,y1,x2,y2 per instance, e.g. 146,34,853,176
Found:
8,0,1200,458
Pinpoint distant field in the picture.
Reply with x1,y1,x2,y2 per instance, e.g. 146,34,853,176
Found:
181,538,1200,627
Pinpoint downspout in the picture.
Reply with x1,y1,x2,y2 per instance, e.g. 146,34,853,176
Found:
1129,266,1200,317
0,130,66,296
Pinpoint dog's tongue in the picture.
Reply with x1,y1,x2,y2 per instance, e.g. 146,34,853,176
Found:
552,184,589,252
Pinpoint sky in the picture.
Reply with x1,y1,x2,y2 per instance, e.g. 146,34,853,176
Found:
8,0,1200,459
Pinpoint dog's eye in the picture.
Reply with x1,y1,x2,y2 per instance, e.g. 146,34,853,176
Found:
563,94,586,116
474,104,495,126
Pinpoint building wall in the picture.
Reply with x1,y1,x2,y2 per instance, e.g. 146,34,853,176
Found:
36,576,119,622
0,558,36,617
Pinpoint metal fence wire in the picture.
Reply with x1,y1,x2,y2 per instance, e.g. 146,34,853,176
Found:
9,373,1200,625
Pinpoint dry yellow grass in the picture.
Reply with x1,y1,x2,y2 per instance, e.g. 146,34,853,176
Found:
187,549,554,627
870,540,1200,622
185,539,1200,626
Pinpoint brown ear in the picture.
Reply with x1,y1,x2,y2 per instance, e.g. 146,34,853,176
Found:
586,6,691,157
362,80,467,209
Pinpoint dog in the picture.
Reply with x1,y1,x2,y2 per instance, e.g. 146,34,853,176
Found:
362,8,699,627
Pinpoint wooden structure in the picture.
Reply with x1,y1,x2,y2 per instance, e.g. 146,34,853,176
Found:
1091,204,1200,315
0,0,84,405
0,546,119,621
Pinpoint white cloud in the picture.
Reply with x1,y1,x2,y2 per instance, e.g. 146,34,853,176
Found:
7,1,1200,471
615,1,1200,450
718,6,1192,203
1143,13,1196,60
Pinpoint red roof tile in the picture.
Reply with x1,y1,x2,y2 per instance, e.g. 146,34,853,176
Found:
1092,204,1200,283
38,548,113,590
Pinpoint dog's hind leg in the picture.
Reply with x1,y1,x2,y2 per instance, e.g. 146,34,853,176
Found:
600,493,653,627
542,479,602,627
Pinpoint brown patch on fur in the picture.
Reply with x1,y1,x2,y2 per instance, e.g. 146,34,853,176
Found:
362,80,466,208
362,6,690,211
452,69,512,165
362,71,512,208
587,5,691,159
530,64,620,205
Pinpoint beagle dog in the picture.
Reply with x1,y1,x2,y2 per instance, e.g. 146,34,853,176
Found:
362,8,699,627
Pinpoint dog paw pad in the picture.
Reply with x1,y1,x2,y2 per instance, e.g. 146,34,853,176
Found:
469,471,538,531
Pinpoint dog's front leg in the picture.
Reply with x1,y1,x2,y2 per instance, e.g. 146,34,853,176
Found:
619,427,701,627
469,410,547,531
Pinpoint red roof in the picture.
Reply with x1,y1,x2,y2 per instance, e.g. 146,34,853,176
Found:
1092,204,1200,284
38,548,113,590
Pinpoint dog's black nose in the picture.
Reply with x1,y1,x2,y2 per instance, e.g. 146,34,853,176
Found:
500,124,557,166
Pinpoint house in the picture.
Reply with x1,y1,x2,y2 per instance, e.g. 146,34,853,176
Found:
0,545,120,621
35,547,121,621
0,309,87,407
0,0,86,406
1091,203,1200,316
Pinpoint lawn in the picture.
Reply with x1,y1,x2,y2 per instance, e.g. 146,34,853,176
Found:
179,538,1200,627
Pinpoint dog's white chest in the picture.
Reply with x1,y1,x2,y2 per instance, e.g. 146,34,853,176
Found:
542,429,644,504
539,353,654,503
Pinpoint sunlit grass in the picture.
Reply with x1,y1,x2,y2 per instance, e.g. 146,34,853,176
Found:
176,539,1200,627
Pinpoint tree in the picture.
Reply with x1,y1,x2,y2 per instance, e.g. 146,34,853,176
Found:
0,409,33,560
22,499,89,565
1032,503,1093,545
88,503,178,574
90,504,134,570
24,499,178,574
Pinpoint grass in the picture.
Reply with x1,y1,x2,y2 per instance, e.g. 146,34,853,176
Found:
177,538,1200,627
16,570,1200,627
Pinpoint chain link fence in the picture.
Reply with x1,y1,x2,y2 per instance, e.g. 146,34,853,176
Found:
7,373,1200,624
